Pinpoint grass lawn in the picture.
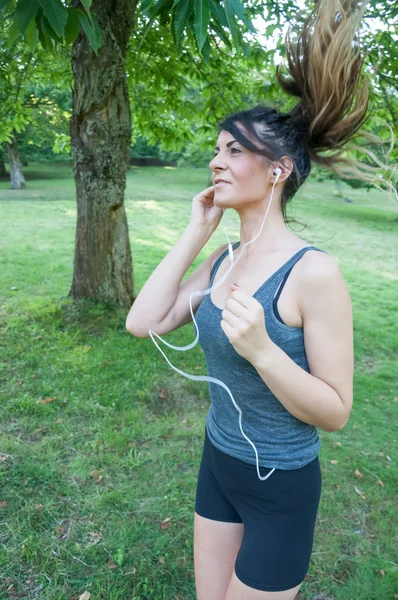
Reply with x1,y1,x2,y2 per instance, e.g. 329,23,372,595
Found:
0,163,397,600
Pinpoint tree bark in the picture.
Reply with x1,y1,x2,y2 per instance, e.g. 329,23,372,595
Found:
70,0,138,305
0,149,7,177
6,135,26,189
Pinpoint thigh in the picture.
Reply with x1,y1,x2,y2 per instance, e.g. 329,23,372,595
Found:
194,512,244,600
226,572,301,600
194,429,244,600
229,456,322,593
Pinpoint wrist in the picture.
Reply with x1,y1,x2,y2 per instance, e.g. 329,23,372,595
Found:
187,221,213,241
252,340,279,373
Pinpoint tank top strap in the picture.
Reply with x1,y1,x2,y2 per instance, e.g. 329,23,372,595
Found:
271,246,328,297
210,242,328,289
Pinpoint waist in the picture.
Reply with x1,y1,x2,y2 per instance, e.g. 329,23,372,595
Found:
206,407,321,470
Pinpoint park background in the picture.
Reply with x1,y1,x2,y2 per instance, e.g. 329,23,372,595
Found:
0,1,397,599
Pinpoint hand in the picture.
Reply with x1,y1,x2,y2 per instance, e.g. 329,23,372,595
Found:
191,185,225,232
220,283,273,363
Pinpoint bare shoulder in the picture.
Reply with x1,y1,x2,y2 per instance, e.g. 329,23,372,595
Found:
300,249,345,280
296,249,352,316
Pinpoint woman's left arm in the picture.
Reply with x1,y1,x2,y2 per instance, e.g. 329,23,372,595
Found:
252,254,354,432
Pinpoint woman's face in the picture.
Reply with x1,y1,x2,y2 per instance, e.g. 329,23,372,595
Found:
209,128,273,208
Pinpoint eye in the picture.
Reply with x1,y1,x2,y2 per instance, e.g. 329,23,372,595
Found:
212,147,241,157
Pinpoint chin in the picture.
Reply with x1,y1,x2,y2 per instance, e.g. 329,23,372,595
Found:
214,193,233,207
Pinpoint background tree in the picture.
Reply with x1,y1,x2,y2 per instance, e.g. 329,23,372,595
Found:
0,0,396,304
0,0,260,306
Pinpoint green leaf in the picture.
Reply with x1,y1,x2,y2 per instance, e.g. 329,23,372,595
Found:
6,20,21,48
36,12,54,50
173,0,194,44
79,0,93,27
0,0,12,12
225,0,256,33
139,0,173,49
223,1,240,51
41,12,62,43
65,7,81,45
91,12,103,49
193,0,210,51
38,0,67,37
15,0,39,34
200,36,211,64
265,24,275,37
79,11,101,54
208,0,228,27
210,19,231,48
25,18,39,50
145,0,173,20
140,0,155,15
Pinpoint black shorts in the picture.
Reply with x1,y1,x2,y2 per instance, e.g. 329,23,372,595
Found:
195,427,322,592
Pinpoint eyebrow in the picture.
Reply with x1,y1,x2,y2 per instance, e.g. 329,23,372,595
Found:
214,140,238,151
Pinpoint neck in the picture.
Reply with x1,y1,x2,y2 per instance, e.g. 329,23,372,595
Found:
236,194,293,257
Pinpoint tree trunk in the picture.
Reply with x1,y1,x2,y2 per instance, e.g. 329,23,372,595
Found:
0,149,7,177
6,135,26,189
70,0,138,305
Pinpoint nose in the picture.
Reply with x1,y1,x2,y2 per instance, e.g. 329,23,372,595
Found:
209,153,227,175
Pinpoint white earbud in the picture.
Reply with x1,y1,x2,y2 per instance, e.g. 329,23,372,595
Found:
274,167,282,178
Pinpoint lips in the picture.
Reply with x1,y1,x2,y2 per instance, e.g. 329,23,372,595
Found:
214,179,231,185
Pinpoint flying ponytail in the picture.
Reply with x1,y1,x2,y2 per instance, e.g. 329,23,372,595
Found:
217,0,396,221
277,0,396,188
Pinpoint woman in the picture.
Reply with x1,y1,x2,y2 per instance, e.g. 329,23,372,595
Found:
126,1,387,598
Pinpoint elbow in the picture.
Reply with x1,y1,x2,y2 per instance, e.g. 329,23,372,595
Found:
322,415,350,433
126,318,150,338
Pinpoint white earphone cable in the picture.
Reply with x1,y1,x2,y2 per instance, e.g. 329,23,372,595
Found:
148,169,282,481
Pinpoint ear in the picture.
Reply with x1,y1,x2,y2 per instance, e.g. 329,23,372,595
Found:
272,156,294,183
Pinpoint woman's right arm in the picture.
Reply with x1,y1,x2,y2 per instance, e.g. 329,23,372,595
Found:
126,184,227,337
126,224,226,337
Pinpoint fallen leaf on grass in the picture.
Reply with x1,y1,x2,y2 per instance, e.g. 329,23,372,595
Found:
161,517,172,530
354,486,366,500
159,388,167,399
330,460,338,465
87,531,102,545
0,501,8,508
36,397,56,404
108,560,118,569
386,455,392,462
355,469,363,479
90,469,103,478
90,470,104,482
376,479,384,487
34,504,43,510
79,592,91,600
380,570,385,577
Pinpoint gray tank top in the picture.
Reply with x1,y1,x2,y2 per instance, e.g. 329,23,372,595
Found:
194,242,328,470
